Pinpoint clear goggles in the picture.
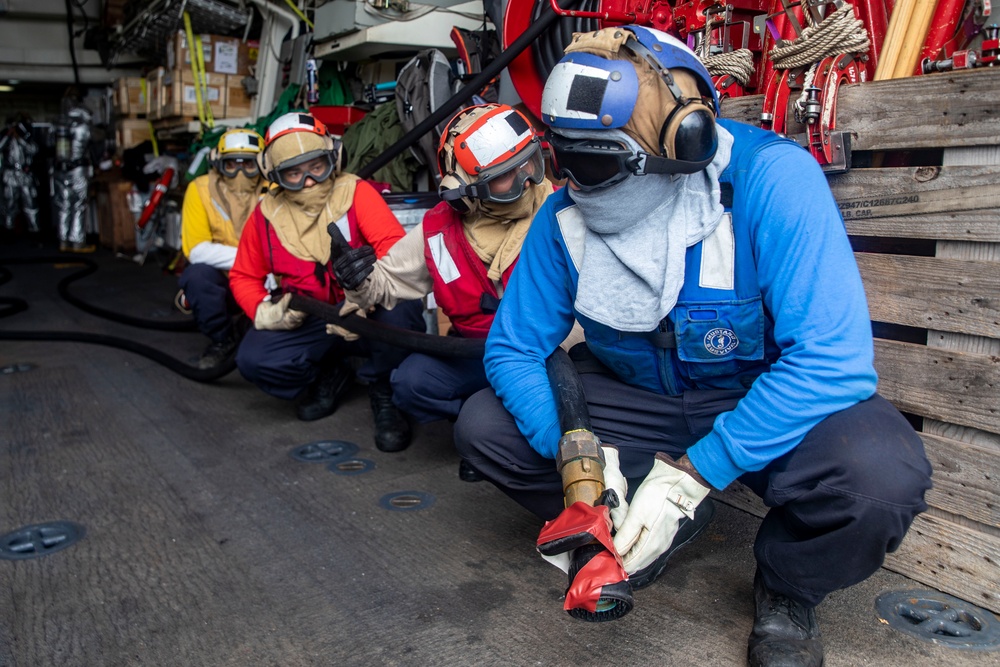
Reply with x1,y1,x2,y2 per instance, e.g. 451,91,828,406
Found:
274,151,336,191
457,140,545,203
219,156,260,178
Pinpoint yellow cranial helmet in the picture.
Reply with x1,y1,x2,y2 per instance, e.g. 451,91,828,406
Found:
210,128,264,178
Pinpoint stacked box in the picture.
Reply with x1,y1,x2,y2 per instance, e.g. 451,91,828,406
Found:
160,69,226,119
145,67,166,120
225,75,253,118
114,119,152,151
167,32,258,76
112,77,147,118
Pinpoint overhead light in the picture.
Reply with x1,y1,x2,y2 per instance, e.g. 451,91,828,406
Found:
0,85,14,92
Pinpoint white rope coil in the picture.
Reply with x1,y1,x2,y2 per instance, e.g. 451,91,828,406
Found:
702,49,757,86
770,4,870,70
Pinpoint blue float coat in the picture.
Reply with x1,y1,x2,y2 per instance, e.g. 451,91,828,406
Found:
483,119,877,490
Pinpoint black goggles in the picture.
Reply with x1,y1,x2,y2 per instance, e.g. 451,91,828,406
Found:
546,131,641,191
220,156,260,178
274,151,335,191
547,125,717,191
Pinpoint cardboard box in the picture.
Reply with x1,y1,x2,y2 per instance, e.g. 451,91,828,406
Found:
112,77,147,117
160,69,225,120
145,67,165,120
167,32,258,76
115,118,152,151
224,75,252,118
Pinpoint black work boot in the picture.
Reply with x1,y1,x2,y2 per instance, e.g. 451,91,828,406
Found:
628,498,716,590
368,379,411,452
458,459,484,482
197,336,238,370
747,569,824,667
296,363,353,421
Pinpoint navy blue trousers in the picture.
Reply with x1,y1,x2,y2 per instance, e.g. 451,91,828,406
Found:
236,299,425,401
454,370,931,608
179,263,238,343
390,353,489,423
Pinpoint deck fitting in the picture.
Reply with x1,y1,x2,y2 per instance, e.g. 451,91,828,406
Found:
1,363,36,375
0,521,85,560
379,491,435,512
875,589,1000,650
289,440,359,463
328,458,375,475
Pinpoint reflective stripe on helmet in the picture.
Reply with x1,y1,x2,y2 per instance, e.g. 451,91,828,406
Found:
453,108,534,174
217,128,263,156
264,113,329,145
540,53,639,130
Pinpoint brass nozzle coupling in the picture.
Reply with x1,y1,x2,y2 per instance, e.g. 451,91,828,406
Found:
555,430,606,507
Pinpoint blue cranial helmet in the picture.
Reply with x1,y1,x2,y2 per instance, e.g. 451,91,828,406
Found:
541,25,719,183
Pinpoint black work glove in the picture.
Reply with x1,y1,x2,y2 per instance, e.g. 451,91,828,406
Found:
329,222,377,290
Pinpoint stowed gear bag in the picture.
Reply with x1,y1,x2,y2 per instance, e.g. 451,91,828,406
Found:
450,26,501,103
395,49,461,176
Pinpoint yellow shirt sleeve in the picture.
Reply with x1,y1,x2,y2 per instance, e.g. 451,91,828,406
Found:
181,180,213,259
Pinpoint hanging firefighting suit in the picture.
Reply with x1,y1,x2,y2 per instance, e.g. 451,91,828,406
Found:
180,128,266,369
0,118,40,233
230,112,424,452
53,104,92,250
331,104,555,426
452,27,932,667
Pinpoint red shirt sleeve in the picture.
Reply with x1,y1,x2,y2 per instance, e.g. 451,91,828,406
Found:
229,205,270,318
352,180,406,259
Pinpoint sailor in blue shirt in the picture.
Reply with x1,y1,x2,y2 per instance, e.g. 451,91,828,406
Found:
454,26,931,667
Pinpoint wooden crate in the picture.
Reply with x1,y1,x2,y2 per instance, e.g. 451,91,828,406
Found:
719,67,1000,613
95,178,136,253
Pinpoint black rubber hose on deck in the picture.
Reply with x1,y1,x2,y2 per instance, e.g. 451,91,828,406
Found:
286,292,485,360
0,256,234,383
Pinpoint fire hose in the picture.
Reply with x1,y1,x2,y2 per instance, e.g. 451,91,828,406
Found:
536,348,634,622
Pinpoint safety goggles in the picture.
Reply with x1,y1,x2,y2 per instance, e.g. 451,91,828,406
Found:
546,131,644,191
220,157,260,179
455,140,545,203
274,151,336,191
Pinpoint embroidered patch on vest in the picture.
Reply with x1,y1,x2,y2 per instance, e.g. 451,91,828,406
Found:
704,327,738,355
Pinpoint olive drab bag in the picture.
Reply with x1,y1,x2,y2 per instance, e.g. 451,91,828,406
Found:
395,49,462,179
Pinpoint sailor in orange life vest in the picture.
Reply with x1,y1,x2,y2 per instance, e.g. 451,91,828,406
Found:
327,104,557,476
229,113,425,452
178,128,264,369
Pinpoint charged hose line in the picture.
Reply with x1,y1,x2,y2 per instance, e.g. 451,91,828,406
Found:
286,293,485,360
0,256,235,383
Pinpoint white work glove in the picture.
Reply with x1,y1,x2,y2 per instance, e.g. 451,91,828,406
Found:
602,445,629,530
325,300,367,341
254,293,306,331
142,155,181,188
612,453,711,574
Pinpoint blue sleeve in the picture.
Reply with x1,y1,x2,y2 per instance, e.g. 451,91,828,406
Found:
687,142,878,490
484,195,577,459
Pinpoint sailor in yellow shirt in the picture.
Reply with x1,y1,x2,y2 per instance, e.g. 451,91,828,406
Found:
179,128,264,368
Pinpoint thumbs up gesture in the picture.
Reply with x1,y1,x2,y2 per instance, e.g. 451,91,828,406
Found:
328,222,376,291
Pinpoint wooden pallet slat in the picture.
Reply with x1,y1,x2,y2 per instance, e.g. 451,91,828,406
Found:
921,433,1000,528
874,339,1000,435
884,512,1000,612
857,253,1000,339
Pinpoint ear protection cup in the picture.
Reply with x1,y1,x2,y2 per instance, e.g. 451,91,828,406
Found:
655,69,717,163
437,173,471,214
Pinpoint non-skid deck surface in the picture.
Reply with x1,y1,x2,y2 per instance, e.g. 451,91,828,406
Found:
1,246,997,666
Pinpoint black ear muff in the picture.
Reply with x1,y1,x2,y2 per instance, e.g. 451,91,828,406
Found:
659,100,717,165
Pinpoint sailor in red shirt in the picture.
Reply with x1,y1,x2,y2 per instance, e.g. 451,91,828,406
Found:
230,113,424,451
327,104,556,476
